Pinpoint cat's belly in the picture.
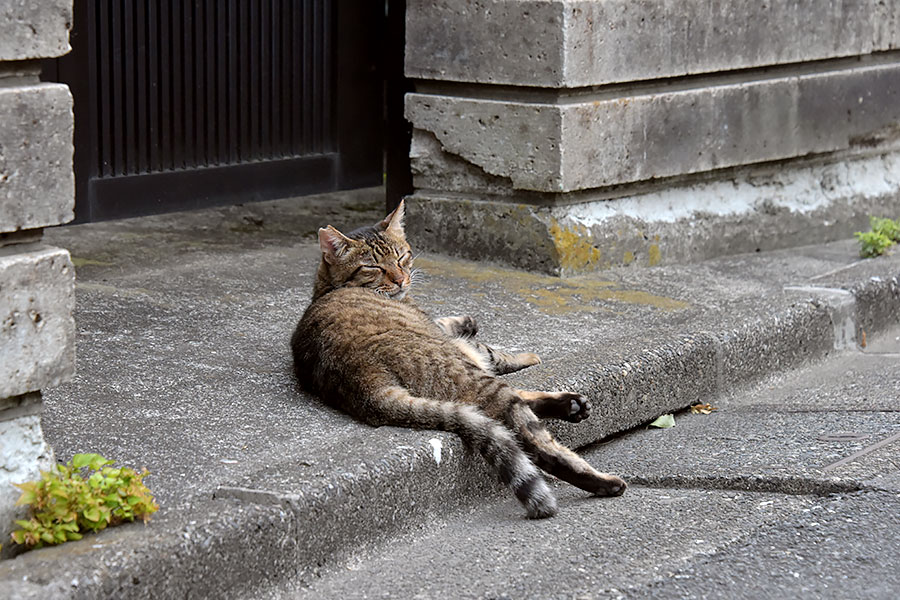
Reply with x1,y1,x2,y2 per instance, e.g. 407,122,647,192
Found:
310,290,479,402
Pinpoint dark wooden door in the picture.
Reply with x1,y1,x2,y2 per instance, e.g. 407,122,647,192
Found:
44,0,384,222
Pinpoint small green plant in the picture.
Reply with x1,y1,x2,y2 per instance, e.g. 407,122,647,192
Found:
855,216,900,258
870,216,900,243
855,231,894,258
10,453,159,550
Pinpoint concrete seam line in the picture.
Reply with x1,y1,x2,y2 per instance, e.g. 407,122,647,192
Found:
412,51,900,105
822,431,900,473
0,403,43,423
624,474,862,497
0,391,43,422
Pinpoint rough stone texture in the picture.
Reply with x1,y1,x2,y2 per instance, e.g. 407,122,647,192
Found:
0,3,73,562
406,95,563,192
0,83,75,233
0,245,75,399
406,0,900,87
405,2,900,276
408,151,900,275
562,63,900,191
811,264,900,344
288,487,818,600
406,62,900,193
0,0,72,61
409,129,517,197
0,396,53,560
564,331,900,501
283,491,900,600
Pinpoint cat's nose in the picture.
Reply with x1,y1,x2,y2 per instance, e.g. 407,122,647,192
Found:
389,270,406,286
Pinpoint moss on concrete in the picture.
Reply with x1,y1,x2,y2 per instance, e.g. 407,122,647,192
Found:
417,256,689,315
648,244,662,267
548,219,604,273
71,257,113,268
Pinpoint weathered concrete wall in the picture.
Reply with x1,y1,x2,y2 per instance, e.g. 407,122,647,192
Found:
0,84,75,232
0,246,75,398
0,393,53,555
405,0,900,274
0,0,74,559
408,63,900,193
409,151,900,275
407,0,900,87
0,0,72,61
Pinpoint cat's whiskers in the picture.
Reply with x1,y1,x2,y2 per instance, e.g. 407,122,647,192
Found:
409,268,427,285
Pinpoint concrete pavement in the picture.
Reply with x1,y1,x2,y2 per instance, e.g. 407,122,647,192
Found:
0,187,898,598
281,331,900,600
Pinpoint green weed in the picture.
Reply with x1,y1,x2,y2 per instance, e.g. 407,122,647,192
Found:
869,216,900,243
10,453,158,550
855,216,899,258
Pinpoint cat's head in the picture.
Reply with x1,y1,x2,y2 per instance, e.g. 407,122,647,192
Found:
315,200,413,300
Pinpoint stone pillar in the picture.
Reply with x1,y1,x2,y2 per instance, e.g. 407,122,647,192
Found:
405,0,900,274
0,0,75,558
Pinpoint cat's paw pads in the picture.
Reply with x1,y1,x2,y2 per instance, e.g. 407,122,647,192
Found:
458,315,478,338
592,475,627,497
560,392,590,422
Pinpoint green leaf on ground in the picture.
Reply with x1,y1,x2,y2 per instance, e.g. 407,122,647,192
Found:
649,414,675,428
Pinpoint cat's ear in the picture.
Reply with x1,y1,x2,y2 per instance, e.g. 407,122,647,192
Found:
379,199,405,237
318,226,352,264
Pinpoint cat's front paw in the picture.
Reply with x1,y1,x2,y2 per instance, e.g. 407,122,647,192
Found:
559,392,591,422
592,474,627,497
436,315,478,338
457,315,478,338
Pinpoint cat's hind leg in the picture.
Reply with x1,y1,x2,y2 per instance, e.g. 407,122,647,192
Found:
517,389,591,423
366,384,557,519
435,315,478,338
506,401,626,497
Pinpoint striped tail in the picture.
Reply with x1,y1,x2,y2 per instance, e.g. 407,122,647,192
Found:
507,402,626,497
377,386,557,519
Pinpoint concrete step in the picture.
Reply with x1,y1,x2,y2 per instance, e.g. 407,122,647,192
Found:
587,343,900,497
0,191,898,598
255,338,900,599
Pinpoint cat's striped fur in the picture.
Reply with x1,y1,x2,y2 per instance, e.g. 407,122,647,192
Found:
291,201,626,518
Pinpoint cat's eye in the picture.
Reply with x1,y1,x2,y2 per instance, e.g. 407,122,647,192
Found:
351,265,385,282
399,251,412,266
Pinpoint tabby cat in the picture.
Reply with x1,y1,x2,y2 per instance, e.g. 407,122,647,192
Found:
290,201,626,518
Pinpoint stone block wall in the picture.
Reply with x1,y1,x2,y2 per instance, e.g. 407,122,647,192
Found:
0,0,74,558
405,0,900,274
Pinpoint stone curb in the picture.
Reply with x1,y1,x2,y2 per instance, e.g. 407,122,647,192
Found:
0,432,501,599
1,267,898,599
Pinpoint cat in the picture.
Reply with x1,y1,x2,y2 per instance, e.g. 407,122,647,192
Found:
290,200,626,518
